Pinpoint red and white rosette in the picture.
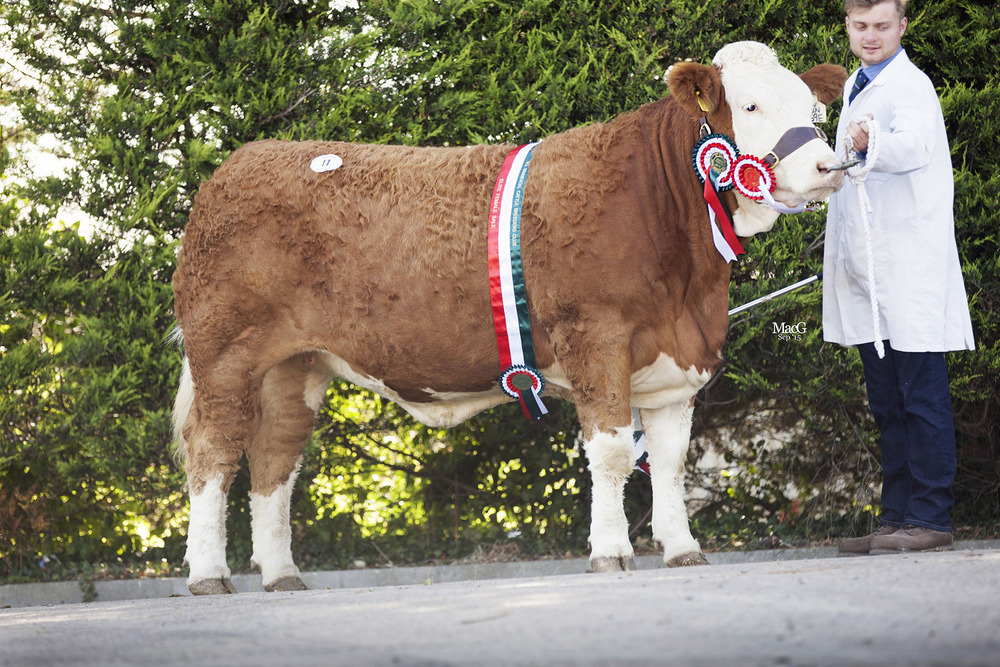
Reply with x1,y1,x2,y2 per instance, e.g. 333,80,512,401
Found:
692,133,739,191
733,155,775,201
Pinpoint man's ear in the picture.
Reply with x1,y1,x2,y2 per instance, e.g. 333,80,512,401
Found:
668,61,725,118
799,64,848,104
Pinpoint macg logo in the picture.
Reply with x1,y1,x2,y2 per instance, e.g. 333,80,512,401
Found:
772,321,808,342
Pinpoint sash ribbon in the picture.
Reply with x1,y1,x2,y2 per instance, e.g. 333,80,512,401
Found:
488,143,549,420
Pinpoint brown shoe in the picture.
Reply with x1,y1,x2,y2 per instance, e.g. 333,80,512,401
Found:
837,524,899,556
870,525,953,554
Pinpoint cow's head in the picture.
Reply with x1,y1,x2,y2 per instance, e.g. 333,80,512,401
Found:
669,41,847,237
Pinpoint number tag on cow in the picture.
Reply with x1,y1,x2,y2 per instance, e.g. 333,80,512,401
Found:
811,95,827,124
310,154,343,172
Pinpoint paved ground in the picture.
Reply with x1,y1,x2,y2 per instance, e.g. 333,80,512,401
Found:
2,546,998,666
0,543,853,608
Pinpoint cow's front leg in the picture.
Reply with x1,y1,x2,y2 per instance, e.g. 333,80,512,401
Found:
640,401,708,567
583,424,639,572
549,324,636,572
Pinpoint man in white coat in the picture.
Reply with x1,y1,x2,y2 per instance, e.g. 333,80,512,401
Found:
824,0,975,555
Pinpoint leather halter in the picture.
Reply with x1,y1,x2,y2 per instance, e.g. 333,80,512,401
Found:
760,126,827,168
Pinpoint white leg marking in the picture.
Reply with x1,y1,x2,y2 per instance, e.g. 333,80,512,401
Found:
185,474,231,584
250,460,302,587
640,403,701,562
583,426,635,561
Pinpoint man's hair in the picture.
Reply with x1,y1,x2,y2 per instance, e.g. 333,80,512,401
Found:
844,0,908,19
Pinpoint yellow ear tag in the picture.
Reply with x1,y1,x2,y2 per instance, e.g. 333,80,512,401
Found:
696,90,710,114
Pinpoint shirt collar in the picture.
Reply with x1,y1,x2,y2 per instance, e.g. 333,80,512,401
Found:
860,47,904,83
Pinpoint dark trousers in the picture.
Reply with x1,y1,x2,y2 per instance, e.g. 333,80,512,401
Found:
857,341,957,532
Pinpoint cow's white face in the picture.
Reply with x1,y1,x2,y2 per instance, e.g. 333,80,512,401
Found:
713,42,844,236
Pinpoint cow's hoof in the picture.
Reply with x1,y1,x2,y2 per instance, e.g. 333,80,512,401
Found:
188,577,238,595
590,555,637,572
264,576,308,592
665,552,710,567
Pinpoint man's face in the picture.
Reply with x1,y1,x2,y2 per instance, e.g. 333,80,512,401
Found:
846,2,907,68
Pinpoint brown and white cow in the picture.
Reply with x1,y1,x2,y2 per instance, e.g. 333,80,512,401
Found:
172,41,846,594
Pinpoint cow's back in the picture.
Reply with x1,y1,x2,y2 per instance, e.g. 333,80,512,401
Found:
179,139,508,266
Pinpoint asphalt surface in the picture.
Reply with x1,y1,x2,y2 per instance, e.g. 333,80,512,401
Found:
2,546,999,666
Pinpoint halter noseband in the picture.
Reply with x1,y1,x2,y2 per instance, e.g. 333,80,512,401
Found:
760,125,828,168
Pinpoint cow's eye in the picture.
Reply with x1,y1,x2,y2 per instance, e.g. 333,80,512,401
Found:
743,103,758,112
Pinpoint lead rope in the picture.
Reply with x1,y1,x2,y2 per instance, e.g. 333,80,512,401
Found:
843,119,885,359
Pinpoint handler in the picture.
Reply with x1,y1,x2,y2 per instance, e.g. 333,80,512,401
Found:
823,0,975,555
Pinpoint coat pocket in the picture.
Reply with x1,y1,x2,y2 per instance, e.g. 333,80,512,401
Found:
840,218,887,288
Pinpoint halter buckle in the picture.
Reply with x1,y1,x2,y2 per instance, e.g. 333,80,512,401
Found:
698,117,711,138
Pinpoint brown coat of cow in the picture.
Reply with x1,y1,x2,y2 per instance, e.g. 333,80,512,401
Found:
173,45,847,594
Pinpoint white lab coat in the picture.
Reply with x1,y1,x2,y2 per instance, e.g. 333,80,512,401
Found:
823,49,975,352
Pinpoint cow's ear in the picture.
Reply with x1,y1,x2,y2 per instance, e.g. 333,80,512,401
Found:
799,64,848,105
668,61,725,118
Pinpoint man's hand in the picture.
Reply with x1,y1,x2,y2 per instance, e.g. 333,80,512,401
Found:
848,113,874,153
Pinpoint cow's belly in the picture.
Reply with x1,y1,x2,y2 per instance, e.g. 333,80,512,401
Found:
313,351,551,428
312,350,708,428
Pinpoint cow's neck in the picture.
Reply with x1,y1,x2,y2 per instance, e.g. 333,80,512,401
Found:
625,98,732,358
525,98,733,372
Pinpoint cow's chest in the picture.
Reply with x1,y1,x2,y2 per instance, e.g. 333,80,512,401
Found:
541,352,712,410
628,353,713,408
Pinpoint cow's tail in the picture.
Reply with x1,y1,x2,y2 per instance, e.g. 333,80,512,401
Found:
168,326,193,468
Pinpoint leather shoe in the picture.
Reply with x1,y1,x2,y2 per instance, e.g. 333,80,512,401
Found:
837,524,898,556
870,524,953,554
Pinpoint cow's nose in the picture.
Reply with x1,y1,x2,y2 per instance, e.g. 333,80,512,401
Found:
818,161,846,187
818,158,844,173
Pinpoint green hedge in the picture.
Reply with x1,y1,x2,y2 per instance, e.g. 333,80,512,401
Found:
2,0,997,582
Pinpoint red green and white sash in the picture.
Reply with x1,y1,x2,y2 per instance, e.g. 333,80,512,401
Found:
487,143,548,420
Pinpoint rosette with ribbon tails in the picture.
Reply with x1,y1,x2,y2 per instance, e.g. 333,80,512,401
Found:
487,142,549,421
692,133,745,263
500,365,547,420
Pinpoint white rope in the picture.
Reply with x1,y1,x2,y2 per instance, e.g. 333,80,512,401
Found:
843,118,885,359
760,187,811,214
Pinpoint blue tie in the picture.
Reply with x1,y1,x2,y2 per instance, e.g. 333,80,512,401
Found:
849,69,870,103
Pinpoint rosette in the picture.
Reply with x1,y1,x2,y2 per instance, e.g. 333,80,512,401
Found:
732,155,776,201
499,365,545,399
691,133,739,191
499,365,547,421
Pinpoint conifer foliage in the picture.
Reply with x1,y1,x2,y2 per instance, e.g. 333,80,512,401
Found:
1,1,997,579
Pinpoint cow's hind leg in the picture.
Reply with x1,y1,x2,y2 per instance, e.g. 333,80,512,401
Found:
640,401,708,567
247,352,333,592
178,358,253,595
186,473,238,595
